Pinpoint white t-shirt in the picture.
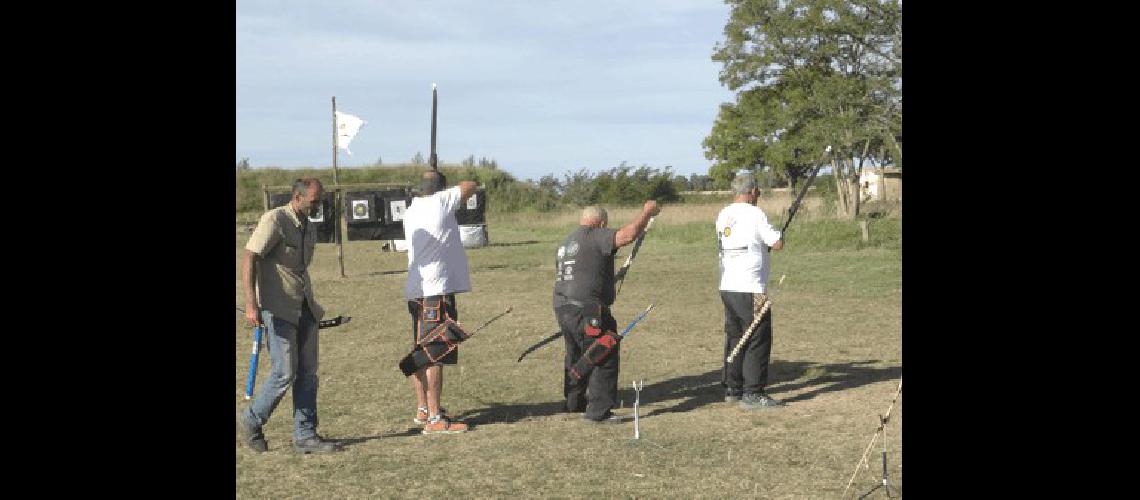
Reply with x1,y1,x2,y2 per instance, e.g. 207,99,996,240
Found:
716,202,782,294
403,186,472,298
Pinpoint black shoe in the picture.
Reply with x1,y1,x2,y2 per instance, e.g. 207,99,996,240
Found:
237,410,268,453
739,392,785,410
293,435,341,454
583,412,628,424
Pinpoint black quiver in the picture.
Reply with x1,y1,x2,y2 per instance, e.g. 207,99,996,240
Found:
568,332,620,380
397,319,472,376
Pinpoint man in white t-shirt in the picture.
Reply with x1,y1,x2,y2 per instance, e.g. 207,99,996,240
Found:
403,170,478,434
715,171,786,410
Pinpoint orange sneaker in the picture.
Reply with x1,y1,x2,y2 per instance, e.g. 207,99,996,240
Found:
422,416,468,435
414,406,449,425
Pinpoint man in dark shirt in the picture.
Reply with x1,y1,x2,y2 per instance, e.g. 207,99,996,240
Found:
553,201,660,423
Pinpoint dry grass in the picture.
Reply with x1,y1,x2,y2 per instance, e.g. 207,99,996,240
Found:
492,194,827,228
235,202,901,498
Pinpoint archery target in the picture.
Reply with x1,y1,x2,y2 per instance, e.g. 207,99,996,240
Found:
389,199,407,221
352,199,370,220
308,201,325,223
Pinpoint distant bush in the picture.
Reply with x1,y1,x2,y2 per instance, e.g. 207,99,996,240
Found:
236,163,681,214
555,164,681,208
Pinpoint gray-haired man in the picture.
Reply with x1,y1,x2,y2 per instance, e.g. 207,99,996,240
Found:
715,172,786,410
554,201,660,423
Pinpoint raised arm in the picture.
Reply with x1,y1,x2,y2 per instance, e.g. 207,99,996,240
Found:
614,200,661,248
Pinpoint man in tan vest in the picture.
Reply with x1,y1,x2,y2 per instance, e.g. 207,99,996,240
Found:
237,177,340,454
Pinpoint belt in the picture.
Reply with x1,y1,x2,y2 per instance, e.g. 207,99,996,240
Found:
558,297,609,310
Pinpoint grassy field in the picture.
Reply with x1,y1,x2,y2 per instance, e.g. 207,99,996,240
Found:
234,198,902,498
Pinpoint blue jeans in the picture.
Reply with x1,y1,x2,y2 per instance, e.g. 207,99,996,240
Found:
241,303,321,441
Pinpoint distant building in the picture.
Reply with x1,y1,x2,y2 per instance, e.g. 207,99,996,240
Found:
859,167,902,201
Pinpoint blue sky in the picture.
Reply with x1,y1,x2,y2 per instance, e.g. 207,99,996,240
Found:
236,0,736,182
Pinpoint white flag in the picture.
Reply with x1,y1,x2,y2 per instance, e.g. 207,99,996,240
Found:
335,111,366,155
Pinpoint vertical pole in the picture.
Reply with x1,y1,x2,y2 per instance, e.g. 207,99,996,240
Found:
430,84,438,172
262,185,270,211
332,97,341,186
333,97,346,278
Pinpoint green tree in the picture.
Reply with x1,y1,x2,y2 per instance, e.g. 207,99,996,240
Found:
561,168,598,208
708,0,901,217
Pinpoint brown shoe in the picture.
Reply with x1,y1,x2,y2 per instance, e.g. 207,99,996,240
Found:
422,416,468,434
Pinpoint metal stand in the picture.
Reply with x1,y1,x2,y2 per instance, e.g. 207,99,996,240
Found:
857,413,900,499
843,379,902,499
632,380,644,440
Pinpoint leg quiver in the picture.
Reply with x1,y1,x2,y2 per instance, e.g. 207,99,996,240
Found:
398,319,472,376
569,332,619,380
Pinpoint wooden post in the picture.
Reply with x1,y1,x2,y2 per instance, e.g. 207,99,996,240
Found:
262,185,270,211
333,96,346,278
860,220,870,243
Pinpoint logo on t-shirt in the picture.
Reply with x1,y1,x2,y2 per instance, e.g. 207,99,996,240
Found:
566,240,579,257
722,227,732,237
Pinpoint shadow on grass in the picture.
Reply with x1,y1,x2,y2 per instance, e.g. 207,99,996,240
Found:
487,240,541,248
451,399,568,427
364,261,539,276
365,269,408,276
472,264,510,271
335,428,423,448
640,359,901,417
437,359,900,428
767,359,901,404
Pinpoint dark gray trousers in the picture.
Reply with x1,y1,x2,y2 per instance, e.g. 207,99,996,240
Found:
720,291,773,396
556,303,620,420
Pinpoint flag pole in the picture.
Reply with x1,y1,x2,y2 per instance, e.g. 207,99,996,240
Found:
332,96,346,278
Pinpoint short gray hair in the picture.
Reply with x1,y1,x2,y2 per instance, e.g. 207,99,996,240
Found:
730,172,758,195
292,177,323,196
581,206,608,224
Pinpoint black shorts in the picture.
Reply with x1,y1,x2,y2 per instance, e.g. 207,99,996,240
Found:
408,294,458,365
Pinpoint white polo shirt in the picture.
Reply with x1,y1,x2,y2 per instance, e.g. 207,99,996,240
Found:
716,202,782,294
403,186,472,299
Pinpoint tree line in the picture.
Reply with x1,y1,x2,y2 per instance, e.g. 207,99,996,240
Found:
236,163,688,214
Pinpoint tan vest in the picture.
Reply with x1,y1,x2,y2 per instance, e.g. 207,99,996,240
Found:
245,205,325,325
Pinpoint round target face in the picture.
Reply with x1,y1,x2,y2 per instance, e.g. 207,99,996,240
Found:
352,199,370,220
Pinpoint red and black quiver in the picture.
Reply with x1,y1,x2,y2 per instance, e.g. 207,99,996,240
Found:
398,298,473,376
